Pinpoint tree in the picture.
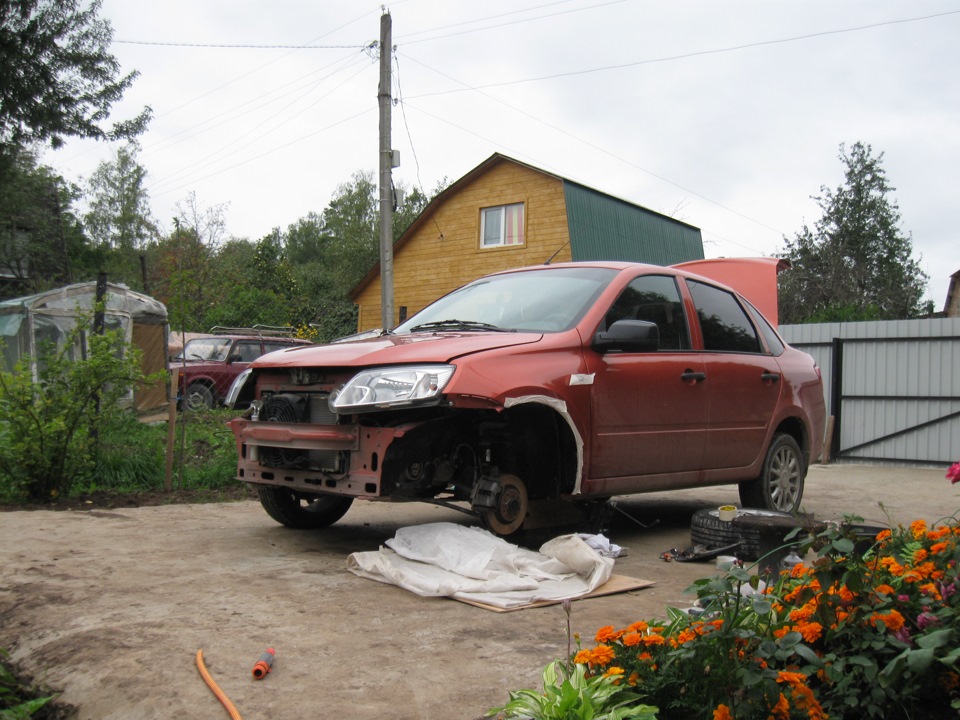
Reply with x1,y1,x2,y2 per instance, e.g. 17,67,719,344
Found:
778,142,929,323
0,0,150,153
0,146,87,298
84,141,158,289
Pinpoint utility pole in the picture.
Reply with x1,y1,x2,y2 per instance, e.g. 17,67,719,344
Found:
378,10,395,330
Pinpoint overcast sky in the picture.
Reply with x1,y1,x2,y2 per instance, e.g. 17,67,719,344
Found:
47,0,960,310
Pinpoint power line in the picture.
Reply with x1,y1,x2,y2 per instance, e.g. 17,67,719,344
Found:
405,9,960,98
113,39,366,49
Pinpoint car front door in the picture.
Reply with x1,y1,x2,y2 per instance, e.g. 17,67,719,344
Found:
585,274,707,480
685,279,782,470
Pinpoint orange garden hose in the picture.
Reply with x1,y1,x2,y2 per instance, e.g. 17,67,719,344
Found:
196,649,243,720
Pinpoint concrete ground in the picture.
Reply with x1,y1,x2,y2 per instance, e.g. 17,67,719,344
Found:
0,462,955,720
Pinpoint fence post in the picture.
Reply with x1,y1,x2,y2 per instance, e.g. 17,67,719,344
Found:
828,337,844,462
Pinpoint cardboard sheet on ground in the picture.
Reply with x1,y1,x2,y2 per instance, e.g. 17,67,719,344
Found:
346,522,655,610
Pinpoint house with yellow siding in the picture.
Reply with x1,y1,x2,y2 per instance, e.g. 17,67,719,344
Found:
350,153,705,331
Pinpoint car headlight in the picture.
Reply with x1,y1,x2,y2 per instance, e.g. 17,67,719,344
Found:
224,368,253,408
330,364,455,413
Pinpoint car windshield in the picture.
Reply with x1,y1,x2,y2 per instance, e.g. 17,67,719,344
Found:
394,266,618,334
177,338,232,362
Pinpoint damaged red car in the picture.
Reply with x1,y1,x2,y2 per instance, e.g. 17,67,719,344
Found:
227,260,825,535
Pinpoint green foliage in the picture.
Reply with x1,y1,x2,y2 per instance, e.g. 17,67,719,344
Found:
487,660,658,720
0,649,54,719
79,408,238,494
0,147,87,300
0,310,150,502
561,517,960,719
0,0,151,151
779,142,929,323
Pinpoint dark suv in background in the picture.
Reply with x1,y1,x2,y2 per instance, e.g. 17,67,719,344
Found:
173,327,311,410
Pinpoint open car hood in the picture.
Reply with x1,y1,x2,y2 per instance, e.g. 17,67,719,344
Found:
252,331,543,369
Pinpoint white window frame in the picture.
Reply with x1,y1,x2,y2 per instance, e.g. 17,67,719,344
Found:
480,202,525,249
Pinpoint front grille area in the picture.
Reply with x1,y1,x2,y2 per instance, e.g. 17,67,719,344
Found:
258,391,342,472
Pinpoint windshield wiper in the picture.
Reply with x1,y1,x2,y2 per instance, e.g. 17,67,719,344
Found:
408,319,513,333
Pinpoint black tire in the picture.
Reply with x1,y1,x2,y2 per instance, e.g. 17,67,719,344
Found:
739,433,805,513
690,507,823,561
257,487,353,529
183,382,216,411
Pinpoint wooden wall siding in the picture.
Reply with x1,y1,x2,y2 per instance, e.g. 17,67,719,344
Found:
355,162,573,330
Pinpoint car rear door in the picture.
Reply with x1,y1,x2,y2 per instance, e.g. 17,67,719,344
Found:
684,279,782,470
585,274,707,479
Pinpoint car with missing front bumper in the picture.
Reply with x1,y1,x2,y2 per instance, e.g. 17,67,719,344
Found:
227,261,825,535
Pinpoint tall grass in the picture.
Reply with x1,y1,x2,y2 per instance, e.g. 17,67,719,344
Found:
79,409,240,495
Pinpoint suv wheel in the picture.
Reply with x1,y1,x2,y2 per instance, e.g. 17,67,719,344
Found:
183,382,216,411
257,487,354,529
739,433,804,513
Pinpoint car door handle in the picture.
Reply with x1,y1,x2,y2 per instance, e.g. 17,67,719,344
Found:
761,372,781,383
681,370,706,383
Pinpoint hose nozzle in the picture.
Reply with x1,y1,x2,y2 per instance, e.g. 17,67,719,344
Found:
252,648,275,679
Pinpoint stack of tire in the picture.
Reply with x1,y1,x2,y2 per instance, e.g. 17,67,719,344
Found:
690,508,827,567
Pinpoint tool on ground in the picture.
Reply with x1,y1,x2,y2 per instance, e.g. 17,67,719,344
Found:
252,648,275,679
196,649,243,720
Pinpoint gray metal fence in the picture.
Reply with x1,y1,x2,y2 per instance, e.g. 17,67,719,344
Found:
781,318,960,465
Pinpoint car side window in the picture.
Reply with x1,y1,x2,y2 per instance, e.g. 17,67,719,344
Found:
686,280,761,353
263,341,292,354
234,341,262,362
604,275,690,350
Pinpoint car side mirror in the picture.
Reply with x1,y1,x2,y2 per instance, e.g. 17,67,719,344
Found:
592,319,660,354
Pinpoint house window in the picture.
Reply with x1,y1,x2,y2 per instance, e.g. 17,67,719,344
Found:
480,203,525,248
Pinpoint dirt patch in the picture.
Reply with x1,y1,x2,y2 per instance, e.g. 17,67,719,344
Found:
1,464,954,720
0,485,256,513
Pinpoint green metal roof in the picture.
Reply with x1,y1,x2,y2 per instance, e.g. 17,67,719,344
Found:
563,181,704,265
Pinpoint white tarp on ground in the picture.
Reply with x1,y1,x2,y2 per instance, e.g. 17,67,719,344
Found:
346,522,614,609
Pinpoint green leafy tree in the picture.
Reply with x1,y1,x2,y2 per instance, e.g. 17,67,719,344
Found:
84,141,158,290
0,0,151,153
0,146,89,299
779,142,929,323
0,308,150,502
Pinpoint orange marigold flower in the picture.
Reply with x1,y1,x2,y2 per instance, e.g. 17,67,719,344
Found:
927,527,951,541
938,671,960,692
622,631,642,647
875,528,892,542
870,609,906,632
910,519,928,539
590,645,615,666
603,666,624,680
930,541,949,555
771,692,790,720
913,548,929,564
920,582,942,600
789,601,817,622
642,634,666,646
627,671,640,687
879,557,905,577
875,583,896,596
776,670,808,686
773,626,790,639
637,652,653,662
573,650,592,665
675,629,697,645
713,703,733,720
595,625,621,643
796,621,824,643
626,620,649,633
837,585,856,603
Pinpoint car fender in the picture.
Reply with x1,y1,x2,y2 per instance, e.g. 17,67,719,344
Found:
503,394,586,495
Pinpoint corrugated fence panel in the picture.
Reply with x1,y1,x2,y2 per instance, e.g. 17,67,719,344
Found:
781,317,960,464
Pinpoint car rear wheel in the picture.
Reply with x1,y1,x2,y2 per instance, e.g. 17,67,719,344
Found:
257,487,354,529
183,382,215,411
739,433,805,513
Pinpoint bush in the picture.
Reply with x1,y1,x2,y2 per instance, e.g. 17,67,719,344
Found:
560,516,960,720
494,467,960,720
0,314,151,503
